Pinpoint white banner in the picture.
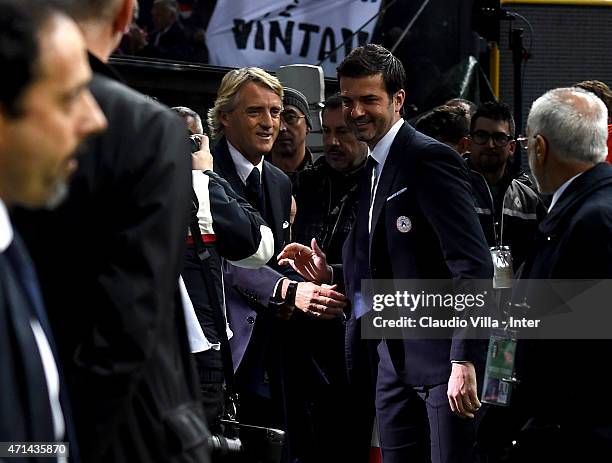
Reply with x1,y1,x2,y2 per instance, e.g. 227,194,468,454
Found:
205,0,382,77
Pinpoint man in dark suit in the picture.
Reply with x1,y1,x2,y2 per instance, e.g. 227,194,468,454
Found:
506,87,612,462
14,0,210,461
279,44,493,463
0,0,106,457
207,67,346,461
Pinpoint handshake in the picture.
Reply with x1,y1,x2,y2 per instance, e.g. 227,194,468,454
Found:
275,239,345,320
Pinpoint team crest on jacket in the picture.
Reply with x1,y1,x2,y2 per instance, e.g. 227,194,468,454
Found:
396,216,412,233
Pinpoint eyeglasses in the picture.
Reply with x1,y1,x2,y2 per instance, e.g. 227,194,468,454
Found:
516,135,530,150
281,111,306,126
470,130,513,147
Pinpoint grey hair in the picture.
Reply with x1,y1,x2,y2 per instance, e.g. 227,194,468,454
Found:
170,106,203,134
527,87,608,164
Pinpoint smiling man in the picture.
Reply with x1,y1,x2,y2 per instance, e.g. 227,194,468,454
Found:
0,0,106,454
337,43,493,463
278,44,493,463
207,67,346,462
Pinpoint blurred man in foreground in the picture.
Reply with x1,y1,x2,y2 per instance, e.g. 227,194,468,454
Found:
0,0,105,456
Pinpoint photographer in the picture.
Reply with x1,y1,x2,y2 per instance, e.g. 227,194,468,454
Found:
172,107,274,436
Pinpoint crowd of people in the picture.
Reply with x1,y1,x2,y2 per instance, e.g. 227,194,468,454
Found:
1,1,612,463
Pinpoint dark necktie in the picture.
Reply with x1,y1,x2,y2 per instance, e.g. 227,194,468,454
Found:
246,167,264,213
3,238,56,440
351,156,378,319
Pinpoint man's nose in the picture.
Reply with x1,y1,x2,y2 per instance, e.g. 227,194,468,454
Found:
79,91,107,137
350,102,365,119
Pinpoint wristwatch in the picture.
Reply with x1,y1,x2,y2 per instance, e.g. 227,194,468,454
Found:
284,281,298,307
268,280,299,315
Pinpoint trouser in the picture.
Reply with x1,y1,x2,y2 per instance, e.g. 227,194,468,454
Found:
375,342,479,463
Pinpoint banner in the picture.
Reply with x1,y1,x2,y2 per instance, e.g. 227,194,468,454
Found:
205,0,382,76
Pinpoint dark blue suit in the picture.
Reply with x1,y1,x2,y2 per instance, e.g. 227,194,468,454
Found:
342,123,493,463
0,233,78,462
212,138,304,460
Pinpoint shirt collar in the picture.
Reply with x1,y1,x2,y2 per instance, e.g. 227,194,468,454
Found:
369,118,404,170
0,197,13,252
227,140,264,185
548,172,583,212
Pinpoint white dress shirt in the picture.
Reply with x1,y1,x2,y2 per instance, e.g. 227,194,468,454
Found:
227,140,264,185
548,172,584,212
368,118,405,232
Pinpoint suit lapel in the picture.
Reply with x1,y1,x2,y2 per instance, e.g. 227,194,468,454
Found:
212,138,247,199
369,123,413,257
0,255,55,440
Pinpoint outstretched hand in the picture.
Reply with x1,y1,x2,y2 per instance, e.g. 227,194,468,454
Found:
277,238,332,284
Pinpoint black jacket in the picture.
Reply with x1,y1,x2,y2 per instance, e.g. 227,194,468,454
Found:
513,162,612,446
466,160,545,270
342,123,493,386
293,156,364,264
14,55,209,463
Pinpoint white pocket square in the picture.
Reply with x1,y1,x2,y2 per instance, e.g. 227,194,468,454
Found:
387,187,408,201
282,220,290,229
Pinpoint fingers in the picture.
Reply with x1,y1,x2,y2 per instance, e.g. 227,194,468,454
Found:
195,133,210,151
277,242,312,261
467,388,481,412
305,304,344,320
311,238,326,258
317,285,346,302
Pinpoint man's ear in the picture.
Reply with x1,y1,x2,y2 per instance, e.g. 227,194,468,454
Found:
219,111,230,128
457,136,470,155
534,134,548,166
394,89,406,113
113,0,134,35
508,139,517,155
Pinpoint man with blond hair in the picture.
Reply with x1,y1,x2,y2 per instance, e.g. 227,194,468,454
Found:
209,66,346,461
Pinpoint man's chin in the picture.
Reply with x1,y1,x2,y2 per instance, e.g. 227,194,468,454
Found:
42,181,69,210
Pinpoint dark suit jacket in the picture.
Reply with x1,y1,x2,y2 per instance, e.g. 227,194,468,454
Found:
0,235,76,463
514,162,612,422
343,122,493,386
211,138,292,369
14,55,209,463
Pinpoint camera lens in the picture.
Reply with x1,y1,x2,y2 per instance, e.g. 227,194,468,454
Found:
189,135,201,153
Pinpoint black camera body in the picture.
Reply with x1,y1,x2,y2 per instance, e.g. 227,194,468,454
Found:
190,134,201,153
207,420,285,463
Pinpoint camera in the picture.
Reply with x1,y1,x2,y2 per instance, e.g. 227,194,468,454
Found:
207,420,285,463
190,134,202,153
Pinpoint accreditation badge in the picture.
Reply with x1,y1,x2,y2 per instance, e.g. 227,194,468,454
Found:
481,334,518,406
490,246,513,289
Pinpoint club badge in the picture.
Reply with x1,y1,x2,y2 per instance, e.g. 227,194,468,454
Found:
396,216,412,233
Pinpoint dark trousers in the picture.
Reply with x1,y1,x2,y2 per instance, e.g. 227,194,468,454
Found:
376,341,479,463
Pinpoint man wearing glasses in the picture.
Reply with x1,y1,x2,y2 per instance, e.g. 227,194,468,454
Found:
467,101,544,270
270,87,314,188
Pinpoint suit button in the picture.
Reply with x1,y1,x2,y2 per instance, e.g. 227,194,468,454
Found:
246,316,255,325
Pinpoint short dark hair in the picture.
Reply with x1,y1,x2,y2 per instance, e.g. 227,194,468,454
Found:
445,98,477,117
470,101,516,137
415,105,470,145
321,94,343,117
0,0,58,117
337,44,406,98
